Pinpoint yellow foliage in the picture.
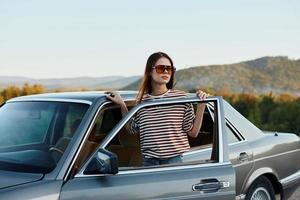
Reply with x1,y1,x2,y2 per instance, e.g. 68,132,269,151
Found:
276,93,296,102
0,83,44,102
0,96,4,105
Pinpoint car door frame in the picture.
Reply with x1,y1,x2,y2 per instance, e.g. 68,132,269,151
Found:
60,96,236,200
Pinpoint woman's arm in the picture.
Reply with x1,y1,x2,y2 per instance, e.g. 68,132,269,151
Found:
105,91,128,115
105,91,131,131
188,103,205,138
187,90,208,138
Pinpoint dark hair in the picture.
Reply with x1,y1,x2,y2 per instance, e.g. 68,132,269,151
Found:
136,52,175,103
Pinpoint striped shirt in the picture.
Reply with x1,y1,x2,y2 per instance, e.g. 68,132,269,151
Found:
130,89,195,158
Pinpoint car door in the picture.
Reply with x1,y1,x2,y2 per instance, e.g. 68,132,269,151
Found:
60,96,236,200
226,124,253,195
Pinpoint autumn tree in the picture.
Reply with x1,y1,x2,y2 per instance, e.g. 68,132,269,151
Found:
0,83,44,102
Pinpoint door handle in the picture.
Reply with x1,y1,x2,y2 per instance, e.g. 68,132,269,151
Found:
192,179,230,193
238,152,249,162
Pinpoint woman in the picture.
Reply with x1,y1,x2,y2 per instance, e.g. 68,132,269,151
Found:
106,52,207,166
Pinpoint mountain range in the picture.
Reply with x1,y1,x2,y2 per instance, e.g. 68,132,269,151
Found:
1,56,299,96
0,76,140,91
124,56,300,96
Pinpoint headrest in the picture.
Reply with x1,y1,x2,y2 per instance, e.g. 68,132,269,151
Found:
70,119,82,136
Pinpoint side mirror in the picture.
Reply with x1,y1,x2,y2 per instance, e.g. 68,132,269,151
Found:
84,148,118,175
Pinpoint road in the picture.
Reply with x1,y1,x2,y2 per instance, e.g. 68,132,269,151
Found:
289,187,300,200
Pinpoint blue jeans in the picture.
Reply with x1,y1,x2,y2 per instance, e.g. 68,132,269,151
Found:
143,155,183,166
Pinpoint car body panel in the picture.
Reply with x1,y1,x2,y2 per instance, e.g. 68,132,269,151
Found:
0,170,43,189
61,163,235,200
0,91,299,200
222,100,263,141
243,132,300,199
66,97,235,200
229,142,254,195
0,180,63,200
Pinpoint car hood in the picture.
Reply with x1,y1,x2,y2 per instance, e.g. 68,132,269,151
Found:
0,170,43,189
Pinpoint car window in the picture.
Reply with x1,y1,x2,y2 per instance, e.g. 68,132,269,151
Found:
62,104,89,137
226,125,240,144
72,105,123,175
188,104,214,150
102,101,218,170
207,104,241,144
0,102,57,147
0,101,89,174
74,99,220,175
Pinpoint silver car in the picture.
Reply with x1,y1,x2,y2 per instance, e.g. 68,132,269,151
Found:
0,91,299,200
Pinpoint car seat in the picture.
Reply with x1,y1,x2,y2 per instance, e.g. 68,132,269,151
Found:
49,118,81,163
108,128,142,167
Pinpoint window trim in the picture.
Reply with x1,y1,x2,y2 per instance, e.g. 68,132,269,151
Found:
64,101,111,181
226,120,245,141
75,97,227,177
64,99,136,181
183,139,248,157
207,102,246,142
75,161,232,178
8,98,92,105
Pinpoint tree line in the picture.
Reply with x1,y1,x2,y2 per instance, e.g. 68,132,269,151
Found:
1,84,299,135
0,83,44,104
190,88,300,136
227,92,299,135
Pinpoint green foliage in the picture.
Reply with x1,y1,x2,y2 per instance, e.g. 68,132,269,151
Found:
266,99,300,135
221,92,300,136
188,84,300,135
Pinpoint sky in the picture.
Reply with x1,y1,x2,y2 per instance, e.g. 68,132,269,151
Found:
0,0,299,79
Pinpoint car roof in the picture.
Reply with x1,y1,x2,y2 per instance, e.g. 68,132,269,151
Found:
7,91,263,140
7,91,139,104
7,90,199,103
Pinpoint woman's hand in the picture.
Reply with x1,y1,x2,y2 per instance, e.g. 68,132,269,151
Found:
105,91,125,105
105,91,128,116
196,90,208,100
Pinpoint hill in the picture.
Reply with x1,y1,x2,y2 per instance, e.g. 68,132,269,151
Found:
123,56,300,95
1,56,299,95
0,76,140,91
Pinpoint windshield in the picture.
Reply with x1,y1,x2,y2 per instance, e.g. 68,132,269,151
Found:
0,101,89,174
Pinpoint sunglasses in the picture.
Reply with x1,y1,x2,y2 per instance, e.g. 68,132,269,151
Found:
152,65,176,74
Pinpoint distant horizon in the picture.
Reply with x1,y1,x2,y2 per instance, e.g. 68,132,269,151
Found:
0,55,299,79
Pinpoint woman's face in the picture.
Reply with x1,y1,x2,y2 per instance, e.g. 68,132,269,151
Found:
150,57,173,85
